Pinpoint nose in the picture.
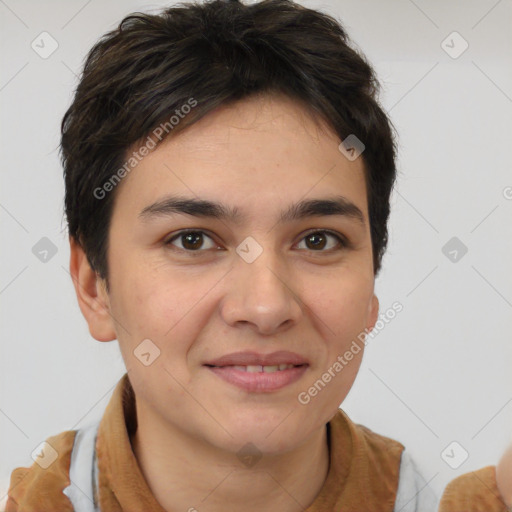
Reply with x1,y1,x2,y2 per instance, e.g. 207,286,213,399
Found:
220,245,303,335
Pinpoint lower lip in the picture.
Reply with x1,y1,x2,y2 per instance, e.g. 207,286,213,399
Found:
206,365,308,392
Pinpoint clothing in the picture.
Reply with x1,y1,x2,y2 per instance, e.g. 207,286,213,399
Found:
438,466,509,511
6,372,437,511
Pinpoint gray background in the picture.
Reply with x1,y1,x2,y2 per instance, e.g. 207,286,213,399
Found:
1,0,511,505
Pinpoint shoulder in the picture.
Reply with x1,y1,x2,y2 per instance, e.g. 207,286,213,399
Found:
332,411,439,511
337,411,405,469
6,430,77,512
353,422,439,510
330,410,405,509
439,465,508,512
394,449,439,511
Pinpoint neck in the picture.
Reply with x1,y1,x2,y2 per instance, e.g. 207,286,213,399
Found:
131,403,330,512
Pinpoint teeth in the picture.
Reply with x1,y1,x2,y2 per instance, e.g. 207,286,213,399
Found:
226,364,296,372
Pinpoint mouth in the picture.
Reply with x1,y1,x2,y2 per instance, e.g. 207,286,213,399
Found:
203,350,308,368
205,365,308,392
205,363,303,373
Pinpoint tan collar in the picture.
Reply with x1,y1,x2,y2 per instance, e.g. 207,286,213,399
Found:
95,373,404,511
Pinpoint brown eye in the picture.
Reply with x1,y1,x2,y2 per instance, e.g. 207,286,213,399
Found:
165,231,217,252
164,229,348,256
305,232,327,250
297,231,346,252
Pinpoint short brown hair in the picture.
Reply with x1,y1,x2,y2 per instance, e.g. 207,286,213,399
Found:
61,0,398,283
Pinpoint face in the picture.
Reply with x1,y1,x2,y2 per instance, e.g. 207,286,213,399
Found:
75,93,379,455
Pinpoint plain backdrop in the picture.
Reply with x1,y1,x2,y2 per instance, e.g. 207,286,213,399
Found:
1,0,511,506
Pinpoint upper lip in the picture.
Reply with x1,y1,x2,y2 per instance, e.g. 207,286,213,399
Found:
204,350,308,367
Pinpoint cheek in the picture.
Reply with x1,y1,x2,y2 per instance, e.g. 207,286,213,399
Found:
110,265,216,357
111,259,176,326
305,272,374,339
106,267,172,352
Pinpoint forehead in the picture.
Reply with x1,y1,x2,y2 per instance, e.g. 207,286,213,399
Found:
161,94,340,161
112,94,368,221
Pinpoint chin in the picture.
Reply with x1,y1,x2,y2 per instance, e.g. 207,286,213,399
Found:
219,414,308,453
224,431,300,458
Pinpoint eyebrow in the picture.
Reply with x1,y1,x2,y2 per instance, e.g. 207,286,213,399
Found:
139,194,365,226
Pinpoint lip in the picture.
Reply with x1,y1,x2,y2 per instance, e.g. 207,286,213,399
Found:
204,350,308,367
206,365,308,392
203,350,309,393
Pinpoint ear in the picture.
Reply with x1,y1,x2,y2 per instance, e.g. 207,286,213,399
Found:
365,293,379,333
69,236,116,342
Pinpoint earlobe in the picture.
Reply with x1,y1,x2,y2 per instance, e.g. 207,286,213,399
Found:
366,294,379,333
69,236,116,342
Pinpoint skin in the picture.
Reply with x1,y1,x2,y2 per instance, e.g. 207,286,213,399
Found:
497,442,512,507
70,93,379,512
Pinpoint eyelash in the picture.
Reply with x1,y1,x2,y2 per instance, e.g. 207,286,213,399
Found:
164,229,349,256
